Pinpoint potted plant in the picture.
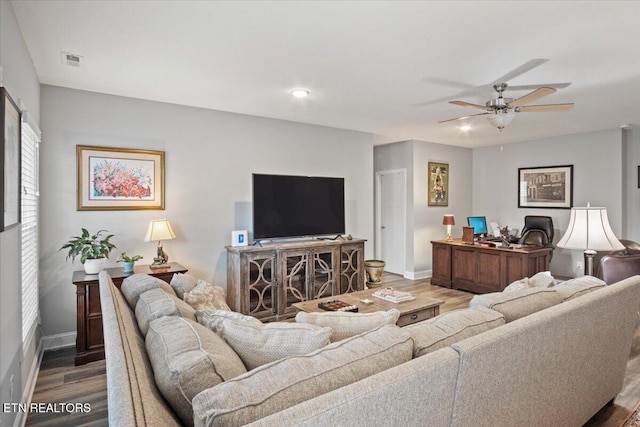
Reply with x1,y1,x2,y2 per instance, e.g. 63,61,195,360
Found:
117,252,143,273
60,228,117,274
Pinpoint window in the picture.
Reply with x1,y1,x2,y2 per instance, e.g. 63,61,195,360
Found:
21,116,40,344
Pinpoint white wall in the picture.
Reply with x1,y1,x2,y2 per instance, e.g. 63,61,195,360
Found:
624,128,640,242
39,85,375,337
473,129,625,277
0,2,41,426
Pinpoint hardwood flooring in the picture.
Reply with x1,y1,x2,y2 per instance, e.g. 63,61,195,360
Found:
25,274,640,426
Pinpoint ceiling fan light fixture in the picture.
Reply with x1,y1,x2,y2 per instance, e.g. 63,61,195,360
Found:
487,110,515,130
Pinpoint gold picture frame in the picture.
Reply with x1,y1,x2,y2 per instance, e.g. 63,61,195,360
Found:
76,145,165,210
427,162,448,207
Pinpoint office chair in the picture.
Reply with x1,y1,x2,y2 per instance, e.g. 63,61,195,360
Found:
518,215,555,260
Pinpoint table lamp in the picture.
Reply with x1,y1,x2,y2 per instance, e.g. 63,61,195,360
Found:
442,214,455,241
556,205,624,276
144,219,176,269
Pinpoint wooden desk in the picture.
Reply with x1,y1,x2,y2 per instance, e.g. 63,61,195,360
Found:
431,240,551,294
72,262,187,365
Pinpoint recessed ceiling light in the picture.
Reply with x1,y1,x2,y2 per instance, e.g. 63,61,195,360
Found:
459,125,472,132
290,88,310,98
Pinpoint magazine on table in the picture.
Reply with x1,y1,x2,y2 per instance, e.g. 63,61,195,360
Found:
372,287,415,303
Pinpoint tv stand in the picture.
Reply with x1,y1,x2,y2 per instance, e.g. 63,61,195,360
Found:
226,238,366,321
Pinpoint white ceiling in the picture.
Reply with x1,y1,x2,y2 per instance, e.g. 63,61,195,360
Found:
10,0,640,147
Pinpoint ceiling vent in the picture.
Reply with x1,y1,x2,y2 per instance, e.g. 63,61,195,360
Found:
61,52,83,67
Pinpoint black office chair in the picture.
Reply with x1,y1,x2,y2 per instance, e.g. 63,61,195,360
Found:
518,215,555,260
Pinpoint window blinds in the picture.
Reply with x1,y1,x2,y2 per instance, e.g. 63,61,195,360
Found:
21,119,40,343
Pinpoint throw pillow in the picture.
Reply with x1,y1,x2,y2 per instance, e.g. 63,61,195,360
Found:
169,273,199,299
469,287,562,322
294,308,401,342
196,309,262,335
121,274,177,309
183,279,231,312
405,307,505,357
146,316,247,426
220,320,332,370
503,277,530,292
554,276,606,301
192,325,413,427
528,271,556,288
135,288,196,336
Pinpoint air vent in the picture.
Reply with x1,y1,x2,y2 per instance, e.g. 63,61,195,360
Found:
61,52,83,67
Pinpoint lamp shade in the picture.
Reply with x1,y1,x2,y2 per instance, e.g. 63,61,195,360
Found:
442,215,455,226
144,219,176,242
486,110,515,130
556,207,624,251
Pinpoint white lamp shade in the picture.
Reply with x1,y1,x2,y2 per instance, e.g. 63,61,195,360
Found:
144,219,176,242
556,207,624,251
486,110,515,129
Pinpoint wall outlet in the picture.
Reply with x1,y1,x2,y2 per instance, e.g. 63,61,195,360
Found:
576,261,584,270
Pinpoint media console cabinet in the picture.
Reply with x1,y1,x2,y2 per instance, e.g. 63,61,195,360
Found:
431,239,551,294
226,238,366,322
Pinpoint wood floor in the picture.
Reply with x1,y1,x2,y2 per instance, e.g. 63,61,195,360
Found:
25,274,640,426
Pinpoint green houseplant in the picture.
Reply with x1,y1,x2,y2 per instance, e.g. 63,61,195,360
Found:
60,228,117,274
117,252,143,273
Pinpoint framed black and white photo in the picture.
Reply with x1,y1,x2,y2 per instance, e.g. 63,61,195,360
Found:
1,88,22,231
518,165,573,209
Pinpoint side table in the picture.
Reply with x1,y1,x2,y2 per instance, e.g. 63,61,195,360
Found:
72,262,188,365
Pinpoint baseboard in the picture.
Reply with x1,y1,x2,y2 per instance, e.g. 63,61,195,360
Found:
41,332,76,351
404,269,431,280
14,339,44,427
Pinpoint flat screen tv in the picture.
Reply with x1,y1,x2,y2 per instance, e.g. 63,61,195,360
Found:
467,216,488,236
252,174,345,240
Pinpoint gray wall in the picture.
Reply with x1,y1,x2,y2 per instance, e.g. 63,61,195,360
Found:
0,2,40,426
39,85,376,339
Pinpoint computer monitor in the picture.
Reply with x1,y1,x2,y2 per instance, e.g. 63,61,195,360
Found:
467,216,488,236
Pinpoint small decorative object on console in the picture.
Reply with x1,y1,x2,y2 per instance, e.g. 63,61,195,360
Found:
318,299,359,312
372,287,416,303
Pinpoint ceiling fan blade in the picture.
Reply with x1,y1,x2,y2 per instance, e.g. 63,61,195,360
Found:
421,77,476,90
510,87,556,107
449,100,488,110
492,58,548,84
517,103,575,112
439,112,490,123
508,82,572,91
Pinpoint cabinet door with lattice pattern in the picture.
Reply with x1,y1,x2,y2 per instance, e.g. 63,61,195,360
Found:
339,241,365,294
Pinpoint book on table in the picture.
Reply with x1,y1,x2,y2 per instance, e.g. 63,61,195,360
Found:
372,287,415,303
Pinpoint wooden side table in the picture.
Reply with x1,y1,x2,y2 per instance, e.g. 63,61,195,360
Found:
72,262,188,365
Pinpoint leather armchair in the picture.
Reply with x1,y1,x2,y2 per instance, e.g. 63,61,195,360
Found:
595,239,640,283
518,215,555,259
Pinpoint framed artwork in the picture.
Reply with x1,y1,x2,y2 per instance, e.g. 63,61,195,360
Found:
518,165,573,209
427,162,448,207
1,87,22,231
76,145,165,210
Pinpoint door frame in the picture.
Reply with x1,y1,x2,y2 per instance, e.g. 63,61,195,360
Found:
375,169,407,275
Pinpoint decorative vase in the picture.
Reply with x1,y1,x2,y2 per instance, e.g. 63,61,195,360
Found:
364,260,386,288
83,258,105,275
123,261,134,273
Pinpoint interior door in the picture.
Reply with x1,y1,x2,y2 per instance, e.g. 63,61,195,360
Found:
378,170,405,275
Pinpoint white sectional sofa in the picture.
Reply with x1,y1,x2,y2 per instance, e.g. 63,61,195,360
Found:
98,271,640,426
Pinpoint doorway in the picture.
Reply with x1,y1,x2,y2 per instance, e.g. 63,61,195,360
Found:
376,169,406,275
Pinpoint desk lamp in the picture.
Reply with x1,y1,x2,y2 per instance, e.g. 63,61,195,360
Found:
144,219,176,269
442,215,455,241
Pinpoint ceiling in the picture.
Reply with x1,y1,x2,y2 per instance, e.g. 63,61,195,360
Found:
10,0,640,147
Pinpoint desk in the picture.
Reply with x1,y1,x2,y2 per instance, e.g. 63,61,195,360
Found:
72,262,187,365
431,240,551,294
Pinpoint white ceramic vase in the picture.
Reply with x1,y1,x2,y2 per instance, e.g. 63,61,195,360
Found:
84,258,105,275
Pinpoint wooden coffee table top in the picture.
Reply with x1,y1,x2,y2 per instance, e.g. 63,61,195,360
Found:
292,282,444,317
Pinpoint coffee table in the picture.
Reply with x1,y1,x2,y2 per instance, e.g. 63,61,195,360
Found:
292,283,444,327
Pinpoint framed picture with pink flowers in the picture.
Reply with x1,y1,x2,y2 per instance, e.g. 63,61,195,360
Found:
76,145,165,210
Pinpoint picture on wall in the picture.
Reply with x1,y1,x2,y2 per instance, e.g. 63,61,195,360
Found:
1,87,22,231
76,145,165,210
518,165,573,209
427,161,448,207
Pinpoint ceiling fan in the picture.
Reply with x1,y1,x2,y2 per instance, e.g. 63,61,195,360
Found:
440,82,574,130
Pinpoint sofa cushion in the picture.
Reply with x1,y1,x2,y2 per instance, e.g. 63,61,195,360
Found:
170,273,199,299
135,288,196,336
405,307,505,357
196,309,262,335
469,287,562,322
503,271,556,292
554,276,606,301
183,279,231,311
192,324,413,427
121,274,177,309
146,316,247,426
220,320,332,370
295,308,400,341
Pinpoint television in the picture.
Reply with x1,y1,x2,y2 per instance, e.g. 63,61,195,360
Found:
252,174,345,240
467,216,488,236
